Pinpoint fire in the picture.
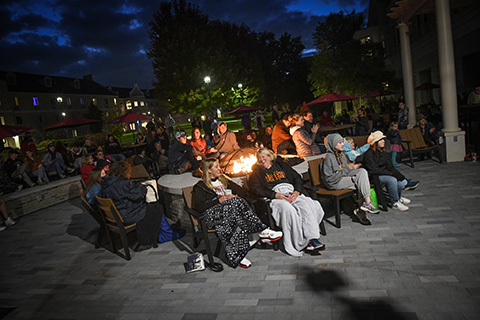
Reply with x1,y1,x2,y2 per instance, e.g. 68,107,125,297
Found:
231,154,257,174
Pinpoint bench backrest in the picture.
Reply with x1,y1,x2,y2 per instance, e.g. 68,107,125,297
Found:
350,135,369,148
400,127,427,149
307,157,323,188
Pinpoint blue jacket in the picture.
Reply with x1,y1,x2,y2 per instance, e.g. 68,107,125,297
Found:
343,138,370,162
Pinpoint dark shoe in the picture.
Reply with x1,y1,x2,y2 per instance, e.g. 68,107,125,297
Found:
354,209,372,225
136,244,153,252
305,239,326,251
404,180,419,191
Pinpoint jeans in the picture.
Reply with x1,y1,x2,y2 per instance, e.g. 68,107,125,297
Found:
46,158,66,175
378,175,404,204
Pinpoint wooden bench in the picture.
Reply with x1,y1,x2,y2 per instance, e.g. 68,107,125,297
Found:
400,127,442,168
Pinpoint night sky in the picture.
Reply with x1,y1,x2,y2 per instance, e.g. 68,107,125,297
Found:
0,0,368,89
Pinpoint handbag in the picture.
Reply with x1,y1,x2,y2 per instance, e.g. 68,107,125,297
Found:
141,180,158,203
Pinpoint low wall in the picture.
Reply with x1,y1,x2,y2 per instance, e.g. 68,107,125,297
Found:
3,176,84,219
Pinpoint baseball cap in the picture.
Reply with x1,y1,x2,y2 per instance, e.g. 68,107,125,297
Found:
175,131,187,139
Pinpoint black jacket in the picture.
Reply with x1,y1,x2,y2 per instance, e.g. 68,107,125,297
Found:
193,178,247,213
248,158,306,199
363,149,405,181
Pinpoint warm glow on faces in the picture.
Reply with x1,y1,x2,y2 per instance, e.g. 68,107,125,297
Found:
265,127,272,135
218,123,227,134
298,116,305,126
304,113,313,122
348,140,355,149
378,139,385,148
335,140,344,151
194,128,201,139
257,153,272,169
209,161,222,179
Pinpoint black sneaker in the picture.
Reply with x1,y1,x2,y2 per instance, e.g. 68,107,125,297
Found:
404,179,419,191
306,239,326,251
354,209,372,225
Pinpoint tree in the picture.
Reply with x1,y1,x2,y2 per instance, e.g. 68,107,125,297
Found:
309,11,397,97
86,102,103,133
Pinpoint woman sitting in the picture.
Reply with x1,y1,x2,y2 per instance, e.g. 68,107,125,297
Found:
84,168,103,206
101,161,183,250
249,148,326,256
189,127,218,159
80,154,96,185
289,114,321,157
320,133,379,226
193,159,282,269
363,131,414,212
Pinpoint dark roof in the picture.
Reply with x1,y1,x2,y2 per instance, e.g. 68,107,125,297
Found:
0,71,117,96
110,86,156,99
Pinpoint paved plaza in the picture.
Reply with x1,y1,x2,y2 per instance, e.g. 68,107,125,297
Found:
1,160,480,320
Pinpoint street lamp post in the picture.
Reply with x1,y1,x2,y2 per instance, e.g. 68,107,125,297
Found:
204,76,213,118
238,83,243,105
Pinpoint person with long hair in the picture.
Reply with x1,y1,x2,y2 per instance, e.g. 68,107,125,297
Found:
80,154,96,185
363,131,418,212
189,127,218,159
249,148,326,256
193,159,282,269
289,114,321,157
386,121,403,168
320,133,379,226
83,168,103,205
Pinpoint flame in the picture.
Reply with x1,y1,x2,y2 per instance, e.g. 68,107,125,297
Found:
231,154,257,174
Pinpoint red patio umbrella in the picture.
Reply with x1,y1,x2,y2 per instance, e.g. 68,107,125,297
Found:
415,82,440,90
363,89,395,98
227,105,260,115
44,117,100,130
107,112,152,124
306,93,358,106
0,124,33,139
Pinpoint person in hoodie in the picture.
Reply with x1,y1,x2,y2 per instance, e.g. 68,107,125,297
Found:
42,143,68,178
320,133,379,226
343,136,370,163
289,114,321,157
101,161,183,249
211,121,240,158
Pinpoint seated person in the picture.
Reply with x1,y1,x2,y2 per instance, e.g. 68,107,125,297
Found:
249,148,326,256
84,168,103,206
69,144,86,169
43,143,68,178
259,125,273,150
194,159,282,268
302,111,315,134
156,127,170,152
363,131,419,212
4,149,35,187
167,131,201,174
211,121,240,158
272,114,296,155
189,127,218,159
353,108,369,136
338,109,351,124
414,114,438,146
244,131,261,149
135,132,146,145
319,111,334,127
134,148,155,173
83,138,98,155
104,134,126,162
24,149,49,185
101,161,183,249
0,197,16,232
343,136,370,162
80,154,96,186
320,133,379,226
94,149,112,165
289,114,321,157
20,132,38,155
152,142,168,170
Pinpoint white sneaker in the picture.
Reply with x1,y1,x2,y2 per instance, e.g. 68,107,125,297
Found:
399,197,411,205
393,201,409,211
239,257,251,268
0,225,6,232
5,217,15,226
259,228,283,241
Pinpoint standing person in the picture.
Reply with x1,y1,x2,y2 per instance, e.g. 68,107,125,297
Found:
289,114,321,157
397,101,409,130
272,114,296,154
168,131,201,174
320,133,379,226
0,197,16,232
191,115,202,130
271,105,280,124
211,121,240,158
363,131,419,212
104,134,125,162
164,113,176,137
249,148,326,256
241,113,251,131
203,115,213,138
24,149,49,185
194,159,282,268
353,108,369,136
386,122,403,168
467,84,480,105
43,143,68,178
255,112,265,134
20,132,38,155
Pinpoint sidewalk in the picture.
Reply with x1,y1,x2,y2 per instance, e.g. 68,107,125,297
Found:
1,160,480,320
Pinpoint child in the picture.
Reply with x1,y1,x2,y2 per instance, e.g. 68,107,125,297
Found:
343,136,370,162
386,122,402,168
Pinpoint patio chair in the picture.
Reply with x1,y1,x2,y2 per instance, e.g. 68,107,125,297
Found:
80,194,113,249
182,186,224,272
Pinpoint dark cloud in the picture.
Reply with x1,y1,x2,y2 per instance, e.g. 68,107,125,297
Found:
0,0,367,88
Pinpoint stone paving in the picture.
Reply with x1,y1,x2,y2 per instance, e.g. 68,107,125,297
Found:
1,160,480,320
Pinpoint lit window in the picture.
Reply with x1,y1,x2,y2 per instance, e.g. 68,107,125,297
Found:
134,101,138,107
33,97,39,106
14,97,19,106
67,97,72,105
140,101,144,106
92,98,97,105
126,101,132,109
114,98,117,105
57,97,63,103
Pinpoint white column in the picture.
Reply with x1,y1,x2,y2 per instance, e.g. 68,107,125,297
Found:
436,0,465,162
397,22,416,128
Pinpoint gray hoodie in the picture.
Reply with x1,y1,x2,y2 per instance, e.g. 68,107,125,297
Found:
320,133,353,189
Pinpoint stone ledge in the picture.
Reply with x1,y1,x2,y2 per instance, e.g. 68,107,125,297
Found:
4,176,84,219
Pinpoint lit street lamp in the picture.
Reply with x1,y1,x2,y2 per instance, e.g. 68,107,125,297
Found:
204,76,213,117
238,83,243,105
